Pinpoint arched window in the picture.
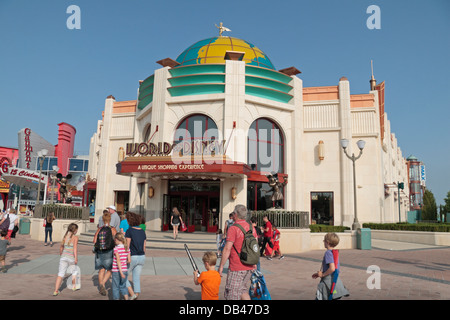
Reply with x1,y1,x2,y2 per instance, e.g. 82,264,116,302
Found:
247,118,284,174
173,114,220,155
247,118,285,210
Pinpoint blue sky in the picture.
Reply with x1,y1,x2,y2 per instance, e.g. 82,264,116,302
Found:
0,0,449,205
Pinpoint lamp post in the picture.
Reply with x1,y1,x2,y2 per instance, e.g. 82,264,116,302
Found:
398,182,404,222
36,149,48,205
340,139,366,230
51,165,60,204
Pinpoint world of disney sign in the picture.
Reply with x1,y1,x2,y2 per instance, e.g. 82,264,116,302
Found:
125,140,226,157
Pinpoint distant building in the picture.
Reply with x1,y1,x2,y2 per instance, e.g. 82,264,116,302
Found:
1,123,88,211
407,155,425,211
0,146,19,210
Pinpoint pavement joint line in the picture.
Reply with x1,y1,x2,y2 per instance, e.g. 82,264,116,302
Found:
371,245,450,252
286,254,450,285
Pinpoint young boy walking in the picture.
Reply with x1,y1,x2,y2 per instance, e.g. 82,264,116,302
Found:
0,230,10,273
193,251,221,300
268,224,284,260
312,232,349,300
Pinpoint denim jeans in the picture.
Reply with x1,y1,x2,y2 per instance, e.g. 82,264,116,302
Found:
45,226,53,243
94,249,113,271
126,255,145,293
112,271,128,300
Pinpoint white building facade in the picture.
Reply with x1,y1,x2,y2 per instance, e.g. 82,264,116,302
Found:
88,36,409,232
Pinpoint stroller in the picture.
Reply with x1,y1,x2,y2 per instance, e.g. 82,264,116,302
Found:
217,237,226,257
249,270,271,300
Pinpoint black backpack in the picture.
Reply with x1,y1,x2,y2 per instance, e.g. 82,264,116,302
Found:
95,225,114,252
0,214,10,232
233,222,260,265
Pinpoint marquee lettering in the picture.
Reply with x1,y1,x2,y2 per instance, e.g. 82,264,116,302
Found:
125,140,225,158
135,164,205,172
24,128,32,169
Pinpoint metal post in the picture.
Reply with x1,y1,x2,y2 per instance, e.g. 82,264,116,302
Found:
36,157,43,205
352,156,360,230
341,140,364,230
51,175,55,204
398,182,401,223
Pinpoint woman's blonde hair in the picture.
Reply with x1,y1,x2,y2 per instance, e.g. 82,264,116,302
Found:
172,207,180,216
114,232,128,251
102,211,111,224
63,223,78,241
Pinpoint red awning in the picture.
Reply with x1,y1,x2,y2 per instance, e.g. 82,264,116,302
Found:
116,156,251,180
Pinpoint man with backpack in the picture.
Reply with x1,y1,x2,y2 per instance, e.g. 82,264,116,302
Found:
93,210,117,296
0,209,18,240
218,204,259,300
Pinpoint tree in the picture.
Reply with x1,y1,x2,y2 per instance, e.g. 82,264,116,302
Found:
442,191,450,222
422,189,437,221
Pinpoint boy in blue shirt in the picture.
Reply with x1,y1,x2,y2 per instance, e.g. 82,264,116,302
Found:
312,233,349,300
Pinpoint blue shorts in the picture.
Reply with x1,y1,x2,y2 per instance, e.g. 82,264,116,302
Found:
95,249,113,270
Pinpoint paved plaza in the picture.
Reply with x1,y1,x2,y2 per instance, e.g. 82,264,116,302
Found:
1,233,450,303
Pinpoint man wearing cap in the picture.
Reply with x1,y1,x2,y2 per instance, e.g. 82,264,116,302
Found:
98,205,120,231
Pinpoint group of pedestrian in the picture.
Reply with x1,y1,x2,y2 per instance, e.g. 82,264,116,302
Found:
194,204,267,300
48,203,346,300
197,204,347,301
93,205,147,300
52,205,147,300
259,215,284,260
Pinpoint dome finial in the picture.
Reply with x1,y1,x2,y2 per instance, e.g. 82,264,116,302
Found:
370,59,377,90
215,22,231,37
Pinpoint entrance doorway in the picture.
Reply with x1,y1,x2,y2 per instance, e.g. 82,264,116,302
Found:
162,181,220,232
115,191,129,216
311,192,334,225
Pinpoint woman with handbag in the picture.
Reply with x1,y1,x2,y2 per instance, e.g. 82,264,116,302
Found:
170,207,183,240
44,212,56,246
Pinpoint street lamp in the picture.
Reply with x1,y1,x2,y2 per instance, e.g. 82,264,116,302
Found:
36,149,48,205
51,165,60,204
397,182,404,222
340,139,365,230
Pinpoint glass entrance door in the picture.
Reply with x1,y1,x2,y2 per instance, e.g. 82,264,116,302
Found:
311,192,334,225
167,180,220,232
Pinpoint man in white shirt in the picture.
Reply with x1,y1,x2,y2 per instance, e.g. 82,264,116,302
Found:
98,205,120,231
0,209,18,240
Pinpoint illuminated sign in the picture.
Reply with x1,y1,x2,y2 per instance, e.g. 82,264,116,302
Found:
2,167,48,184
24,128,32,169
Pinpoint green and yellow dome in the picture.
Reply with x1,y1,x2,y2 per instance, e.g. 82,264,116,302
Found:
175,36,275,70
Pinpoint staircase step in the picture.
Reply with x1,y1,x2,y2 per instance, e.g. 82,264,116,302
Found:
78,229,218,252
